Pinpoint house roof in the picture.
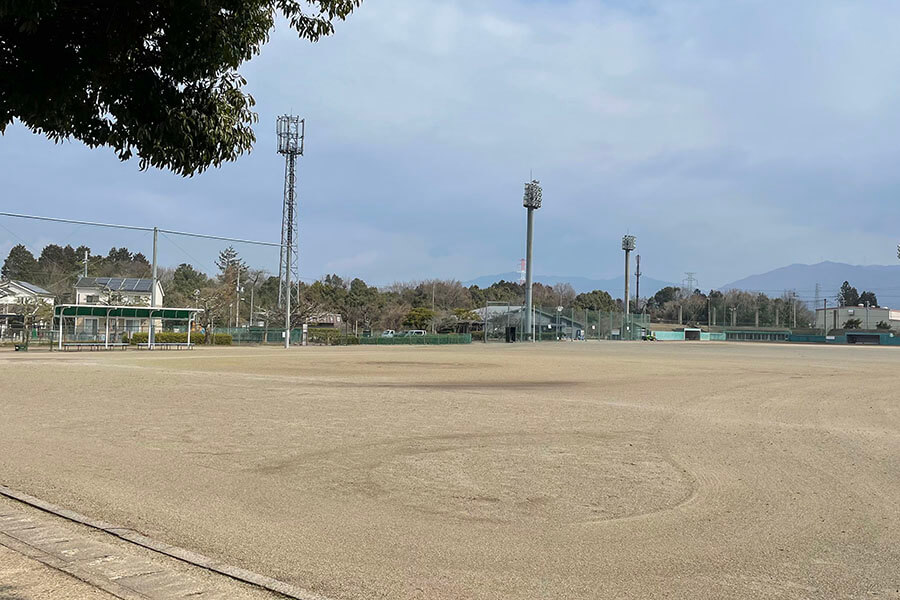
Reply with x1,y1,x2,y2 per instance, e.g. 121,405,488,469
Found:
12,280,53,296
0,279,54,297
75,277,154,293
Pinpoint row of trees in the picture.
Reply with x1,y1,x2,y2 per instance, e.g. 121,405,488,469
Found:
646,286,815,327
2,244,152,299
4,243,849,333
837,281,878,307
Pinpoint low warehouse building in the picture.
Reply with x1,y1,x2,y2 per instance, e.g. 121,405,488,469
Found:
816,306,900,332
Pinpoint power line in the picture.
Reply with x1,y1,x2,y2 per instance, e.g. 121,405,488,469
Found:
0,212,282,248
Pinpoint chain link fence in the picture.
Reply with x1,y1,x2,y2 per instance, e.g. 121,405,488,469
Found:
480,304,652,342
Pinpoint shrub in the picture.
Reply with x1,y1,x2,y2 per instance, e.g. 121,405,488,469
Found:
471,331,484,341
307,328,358,346
843,318,862,330
128,331,231,345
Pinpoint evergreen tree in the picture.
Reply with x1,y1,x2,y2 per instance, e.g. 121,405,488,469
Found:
838,281,860,307
1,244,38,281
859,290,878,307
1,1,363,175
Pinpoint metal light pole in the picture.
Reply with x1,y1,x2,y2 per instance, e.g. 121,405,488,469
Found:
523,180,542,341
622,235,636,339
277,115,305,349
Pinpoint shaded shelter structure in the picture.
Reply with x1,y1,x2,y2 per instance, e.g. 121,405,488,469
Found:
53,305,201,350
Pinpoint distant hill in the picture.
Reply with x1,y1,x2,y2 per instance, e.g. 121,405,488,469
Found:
463,272,676,297
719,261,900,305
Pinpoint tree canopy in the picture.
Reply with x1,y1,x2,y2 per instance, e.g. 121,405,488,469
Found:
838,281,859,307
858,290,878,307
1,244,38,281
0,1,362,176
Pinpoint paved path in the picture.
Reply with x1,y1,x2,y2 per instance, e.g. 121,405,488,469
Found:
0,494,282,600
0,544,116,600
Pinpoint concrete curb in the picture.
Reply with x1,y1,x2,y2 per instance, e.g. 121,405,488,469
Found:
0,484,330,600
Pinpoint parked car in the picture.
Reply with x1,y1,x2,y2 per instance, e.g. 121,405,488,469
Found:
404,330,427,337
381,330,395,338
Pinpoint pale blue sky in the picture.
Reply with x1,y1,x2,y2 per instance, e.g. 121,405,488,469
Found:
2,0,899,287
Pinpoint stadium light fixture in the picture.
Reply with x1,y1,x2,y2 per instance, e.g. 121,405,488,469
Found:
622,235,636,338
523,180,543,341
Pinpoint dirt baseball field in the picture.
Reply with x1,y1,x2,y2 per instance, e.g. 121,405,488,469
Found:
1,342,898,599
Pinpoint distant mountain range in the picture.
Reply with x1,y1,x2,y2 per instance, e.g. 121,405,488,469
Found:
718,261,900,305
465,261,900,304
463,272,676,297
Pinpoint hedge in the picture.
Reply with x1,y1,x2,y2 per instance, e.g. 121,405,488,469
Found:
308,327,360,346
126,332,232,345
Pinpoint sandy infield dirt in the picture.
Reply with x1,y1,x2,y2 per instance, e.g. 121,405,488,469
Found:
1,342,898,599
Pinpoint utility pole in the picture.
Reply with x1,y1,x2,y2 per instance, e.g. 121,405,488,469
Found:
622,235,636,339
814,283,820,317
83,250,88,278
523,180,543,341
150,226,158,346
635,254,641,314
431,282,436,335
234,262,241,329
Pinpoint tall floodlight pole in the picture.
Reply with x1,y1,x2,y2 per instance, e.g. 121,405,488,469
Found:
277,115,305,349
622,235,636,339
523,180,543,341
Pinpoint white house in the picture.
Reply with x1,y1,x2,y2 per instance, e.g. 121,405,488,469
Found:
0,279,56,311
0,279,55,338
74,277,164,307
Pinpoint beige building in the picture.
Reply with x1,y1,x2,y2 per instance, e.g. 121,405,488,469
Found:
72,277,164,339
816,305,900,331
75,277,163,306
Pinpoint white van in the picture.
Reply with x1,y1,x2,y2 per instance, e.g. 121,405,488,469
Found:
405,330,427,337
381,330,395,338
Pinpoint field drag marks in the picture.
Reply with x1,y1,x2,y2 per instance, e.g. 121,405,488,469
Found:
254,431,695,525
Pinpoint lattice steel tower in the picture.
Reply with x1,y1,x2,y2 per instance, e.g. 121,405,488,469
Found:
277,115,304,347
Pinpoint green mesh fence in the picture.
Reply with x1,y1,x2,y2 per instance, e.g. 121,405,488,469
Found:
482,304,652,342
216,328,472,346
360,334,472,345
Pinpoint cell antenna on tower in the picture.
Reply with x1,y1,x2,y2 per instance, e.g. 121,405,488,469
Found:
277,114,305,348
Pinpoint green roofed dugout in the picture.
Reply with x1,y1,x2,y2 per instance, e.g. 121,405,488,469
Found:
53,304,201,350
